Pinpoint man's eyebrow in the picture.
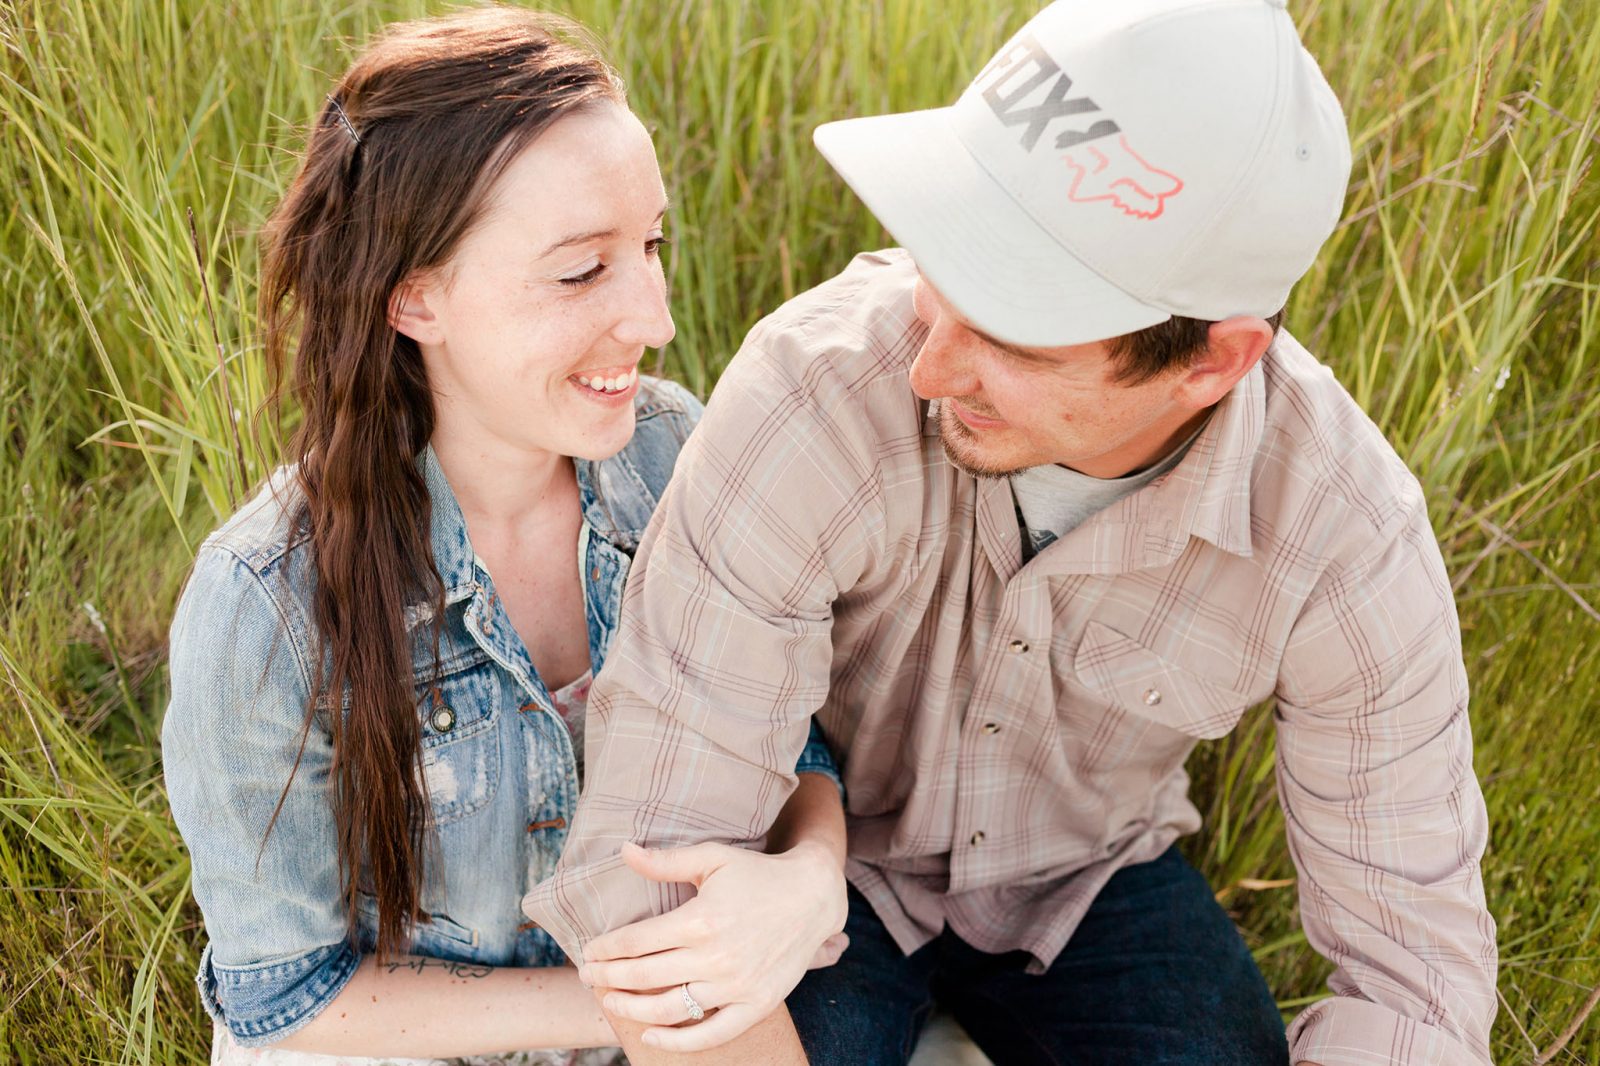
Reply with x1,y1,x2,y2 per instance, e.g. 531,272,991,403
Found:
969,323,1044,361
914,267,1047,360
536,203,670,260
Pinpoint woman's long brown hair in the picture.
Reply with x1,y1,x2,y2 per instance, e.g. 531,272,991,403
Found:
257,7,623,961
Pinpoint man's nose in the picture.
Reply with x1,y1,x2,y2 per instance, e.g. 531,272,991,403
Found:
909,323,980,401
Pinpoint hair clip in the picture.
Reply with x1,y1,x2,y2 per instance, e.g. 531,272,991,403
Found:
326,94,362,148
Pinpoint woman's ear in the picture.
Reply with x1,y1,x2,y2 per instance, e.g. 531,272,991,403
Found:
388,273,444,346
1173,316,1275,410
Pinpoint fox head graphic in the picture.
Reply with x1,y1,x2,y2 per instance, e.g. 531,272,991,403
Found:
1060,135,1183,220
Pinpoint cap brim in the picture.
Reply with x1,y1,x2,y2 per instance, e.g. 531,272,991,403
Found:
813,107,1170,347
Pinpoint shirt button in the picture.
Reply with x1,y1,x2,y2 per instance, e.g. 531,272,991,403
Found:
970,831,986,846
1143,688,1163,706
430,705,456,733
981,722,1001,735
1008,639,1029,654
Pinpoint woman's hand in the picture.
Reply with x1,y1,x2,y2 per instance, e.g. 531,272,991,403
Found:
577,839,849,1052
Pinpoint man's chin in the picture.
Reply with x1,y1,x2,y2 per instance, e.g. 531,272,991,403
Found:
937,414,1028,481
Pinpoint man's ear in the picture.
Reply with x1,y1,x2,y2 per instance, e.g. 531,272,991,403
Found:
1173,316,1275,409
389,272,444,346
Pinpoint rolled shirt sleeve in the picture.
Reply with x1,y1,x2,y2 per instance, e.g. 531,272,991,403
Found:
522,316,882,959
1276,500,1497,1065
161,545,359,1046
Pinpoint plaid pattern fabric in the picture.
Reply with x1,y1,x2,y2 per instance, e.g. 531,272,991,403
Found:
523,250,1496,1065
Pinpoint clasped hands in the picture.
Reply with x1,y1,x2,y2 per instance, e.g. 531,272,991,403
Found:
576,839,849,1052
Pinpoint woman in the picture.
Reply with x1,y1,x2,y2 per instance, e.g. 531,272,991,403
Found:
160,9,847,1063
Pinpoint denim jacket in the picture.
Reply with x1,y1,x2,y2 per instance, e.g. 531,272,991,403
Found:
161,378,841,1047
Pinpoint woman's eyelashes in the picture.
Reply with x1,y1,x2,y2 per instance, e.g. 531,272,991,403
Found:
556,235,669,289
558,260,605,288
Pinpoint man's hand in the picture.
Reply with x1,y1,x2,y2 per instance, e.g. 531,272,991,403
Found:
577,840,847,1052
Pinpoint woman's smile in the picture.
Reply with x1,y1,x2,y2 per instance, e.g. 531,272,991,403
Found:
570,363,640,403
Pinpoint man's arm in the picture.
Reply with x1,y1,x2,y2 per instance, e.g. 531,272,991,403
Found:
1276,502,1497,1066
576,771,849,1053
523,319,884,1060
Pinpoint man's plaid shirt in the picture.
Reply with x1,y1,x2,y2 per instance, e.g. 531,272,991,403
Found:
524,250,1496,1065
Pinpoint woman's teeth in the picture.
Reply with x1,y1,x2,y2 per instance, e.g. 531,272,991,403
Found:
576,367,637,394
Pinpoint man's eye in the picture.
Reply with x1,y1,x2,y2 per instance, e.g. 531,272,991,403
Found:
559,263,606,288
645,235,670,256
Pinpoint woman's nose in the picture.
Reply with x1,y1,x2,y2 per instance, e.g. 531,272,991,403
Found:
614,261,676,350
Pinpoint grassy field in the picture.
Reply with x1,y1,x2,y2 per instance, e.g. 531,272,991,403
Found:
2,0,1597,1062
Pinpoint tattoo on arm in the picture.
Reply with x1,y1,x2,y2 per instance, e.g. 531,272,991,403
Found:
381,956,494,979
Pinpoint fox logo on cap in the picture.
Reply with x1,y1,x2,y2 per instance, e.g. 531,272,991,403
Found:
1062,137,1184,219
979,33,1183,221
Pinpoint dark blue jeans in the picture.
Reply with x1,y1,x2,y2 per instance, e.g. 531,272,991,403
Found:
787,846,1289,1065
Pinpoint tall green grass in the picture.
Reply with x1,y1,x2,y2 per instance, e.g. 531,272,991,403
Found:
2,0,1597,1062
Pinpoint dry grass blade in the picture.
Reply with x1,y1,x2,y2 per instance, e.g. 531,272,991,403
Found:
1534,980,1600,1064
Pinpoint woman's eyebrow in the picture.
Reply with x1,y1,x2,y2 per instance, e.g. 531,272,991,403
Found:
536,204,671,260
537,227,617,258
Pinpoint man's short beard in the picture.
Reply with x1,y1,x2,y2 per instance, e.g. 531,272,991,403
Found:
937,404,1027,480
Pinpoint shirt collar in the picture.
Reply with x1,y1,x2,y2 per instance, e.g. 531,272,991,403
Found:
572,455,654,553
419,442,652,592
937,360,1264,576
419,443,479,605
1143,357,1263,560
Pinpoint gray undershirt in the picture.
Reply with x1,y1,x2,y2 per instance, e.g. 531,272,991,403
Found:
1011,419,1208,553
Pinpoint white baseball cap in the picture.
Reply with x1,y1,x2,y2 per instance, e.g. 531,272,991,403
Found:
813,0,1352,346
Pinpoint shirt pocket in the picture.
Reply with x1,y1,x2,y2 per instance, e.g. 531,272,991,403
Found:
1072,620,1252,740
415,648,501,826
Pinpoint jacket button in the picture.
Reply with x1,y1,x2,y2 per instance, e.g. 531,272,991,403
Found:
970,831,986,846
1008,639,1029,654
1143,688,1162,706
591,566,601,581
430,705,456,732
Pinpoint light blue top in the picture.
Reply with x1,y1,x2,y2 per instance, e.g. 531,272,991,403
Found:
161,377,841,1047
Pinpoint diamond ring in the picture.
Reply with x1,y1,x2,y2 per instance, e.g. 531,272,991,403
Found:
680,983,706,1022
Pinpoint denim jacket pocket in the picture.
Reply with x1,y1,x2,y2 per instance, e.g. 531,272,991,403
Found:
1073,621,1252,740
356,892,481,958
415,649,501,826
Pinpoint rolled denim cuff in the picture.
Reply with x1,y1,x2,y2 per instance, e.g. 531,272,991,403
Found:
796,718,845,801
197,939,361,1048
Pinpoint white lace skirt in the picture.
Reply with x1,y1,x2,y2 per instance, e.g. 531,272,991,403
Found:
210,1024,627,1066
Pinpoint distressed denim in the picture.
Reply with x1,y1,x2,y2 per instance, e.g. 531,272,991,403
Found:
162,378,840,1047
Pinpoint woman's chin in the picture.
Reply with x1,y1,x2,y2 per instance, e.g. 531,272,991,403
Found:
558,411,638,464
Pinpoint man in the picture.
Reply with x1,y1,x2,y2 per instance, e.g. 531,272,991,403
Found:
524,1,1498,1063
